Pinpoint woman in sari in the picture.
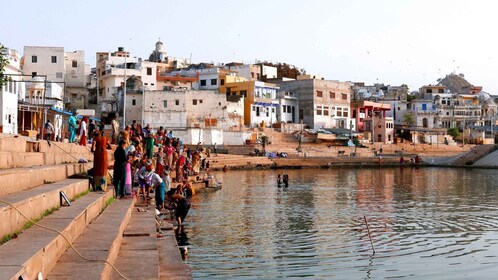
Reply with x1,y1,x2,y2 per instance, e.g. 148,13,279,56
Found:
91,130,111,191
79,117,88,146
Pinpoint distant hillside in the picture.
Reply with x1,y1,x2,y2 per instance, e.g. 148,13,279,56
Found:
437,73,472,93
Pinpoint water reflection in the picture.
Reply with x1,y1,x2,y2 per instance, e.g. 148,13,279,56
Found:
185,168,498,279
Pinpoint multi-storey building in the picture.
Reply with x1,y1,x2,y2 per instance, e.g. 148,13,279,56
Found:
64,50,90,109
96,47,157,123
351,100,394,143
275,76,353,130
219,80,279,127
1,47,25,134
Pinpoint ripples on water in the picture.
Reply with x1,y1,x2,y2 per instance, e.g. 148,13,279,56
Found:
183,168,498,279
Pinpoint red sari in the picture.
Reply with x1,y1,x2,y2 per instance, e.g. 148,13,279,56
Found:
92,135,109,191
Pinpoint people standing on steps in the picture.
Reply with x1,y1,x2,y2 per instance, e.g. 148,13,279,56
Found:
44,120,54,141
111,116,119,144
113,140,127,199
148,169,166,210
68,112,78,143
88,119,95,142
79,116,88,146
124,154,133,196
91,130,111,191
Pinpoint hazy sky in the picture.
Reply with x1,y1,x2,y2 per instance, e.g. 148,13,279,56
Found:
2,0,498,93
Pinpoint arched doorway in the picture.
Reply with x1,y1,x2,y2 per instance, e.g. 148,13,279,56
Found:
423,118,428,128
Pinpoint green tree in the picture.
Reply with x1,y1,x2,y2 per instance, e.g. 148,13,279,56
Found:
0,43,10,89
260,61,305,79
403,112,416,126
447,127,459,139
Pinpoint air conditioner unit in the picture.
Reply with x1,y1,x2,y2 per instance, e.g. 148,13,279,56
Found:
64,97,72,103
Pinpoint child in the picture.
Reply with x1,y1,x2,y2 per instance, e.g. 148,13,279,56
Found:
155,147,166,176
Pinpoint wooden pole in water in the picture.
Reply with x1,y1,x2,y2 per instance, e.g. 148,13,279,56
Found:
364,215,376,255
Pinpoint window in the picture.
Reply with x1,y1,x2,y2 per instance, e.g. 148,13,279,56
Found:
32,56,37,63
56,72,63,79
193,99,198,105
200,80,206,86
199,99,203,104
256,106,260,116
220,79,225,85
147,67,152,75
342,93,347,100
272,108,275,113
175,100,179,106
257,73,260,80
426,89,432,93
51,56,57,63
240,90,247,97
211,79,217,85
316,90,323,97
343,108,348,117
132,99,136,106
283,106,287,113
324,107,329,116
330,92,335,98
163,100,167,108
151,83,154,86
442,100,446,105
251,73,255,79
31,72,37,78
72,60,78,68
438,89,444,93
219,102,221,106
316,106,322,115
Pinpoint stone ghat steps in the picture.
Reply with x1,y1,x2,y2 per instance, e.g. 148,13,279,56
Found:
0,178,89,241
271,156,401,167
452,144,496,166
208,155,275,169
0,137,93,169
109,205,159,280
46,197,134,280
0,162,90,197
0,191,114,280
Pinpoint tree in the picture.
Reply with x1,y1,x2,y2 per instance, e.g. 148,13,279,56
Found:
447,128,459,139
0,43,10,89
403,112,416,126
260,61,305,79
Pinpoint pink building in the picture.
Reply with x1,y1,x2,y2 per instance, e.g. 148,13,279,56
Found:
352,100,394,143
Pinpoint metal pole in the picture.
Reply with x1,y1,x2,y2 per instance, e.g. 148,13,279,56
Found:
41,77,47,140
142,83,145,127
123,55,127,129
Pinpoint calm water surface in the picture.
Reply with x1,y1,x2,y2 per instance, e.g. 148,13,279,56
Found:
181,168,498,279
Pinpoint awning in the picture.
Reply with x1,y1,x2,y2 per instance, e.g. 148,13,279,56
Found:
254,102,278,107
50,106,101,122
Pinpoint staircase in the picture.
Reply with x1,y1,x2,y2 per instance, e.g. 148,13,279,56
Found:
0,135,190,280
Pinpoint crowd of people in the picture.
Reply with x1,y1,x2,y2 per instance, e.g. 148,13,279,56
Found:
89,119,213,225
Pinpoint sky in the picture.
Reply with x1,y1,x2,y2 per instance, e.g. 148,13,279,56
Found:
2,0,498,93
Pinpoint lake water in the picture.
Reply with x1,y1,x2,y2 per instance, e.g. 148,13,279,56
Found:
181,168,498,279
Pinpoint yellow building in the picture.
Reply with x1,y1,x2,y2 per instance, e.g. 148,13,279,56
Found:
219,80,279,127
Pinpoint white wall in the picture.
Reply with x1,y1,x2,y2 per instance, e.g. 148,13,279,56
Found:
223,131,251,145
1,48,24,134
65,51,86,87
23,46,66,83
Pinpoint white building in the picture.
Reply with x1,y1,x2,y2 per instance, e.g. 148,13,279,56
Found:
277,90,299,124
1,47,25,134
131,90,230,129
22,46,66,84
64,50,90,109
96,47,157,122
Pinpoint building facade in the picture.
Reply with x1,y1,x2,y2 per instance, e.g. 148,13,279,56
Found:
1,48,25,134
276,77,353,130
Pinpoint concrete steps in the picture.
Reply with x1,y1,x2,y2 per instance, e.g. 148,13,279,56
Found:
109,205,159,280
0,163,90,196
0,178,89,241
0,191,114,280
208,154,274,169
0,137,93,169
46,197,134,280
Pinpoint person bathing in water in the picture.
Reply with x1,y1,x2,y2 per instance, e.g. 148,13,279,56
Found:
283,174,289,188
277,174,283,187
